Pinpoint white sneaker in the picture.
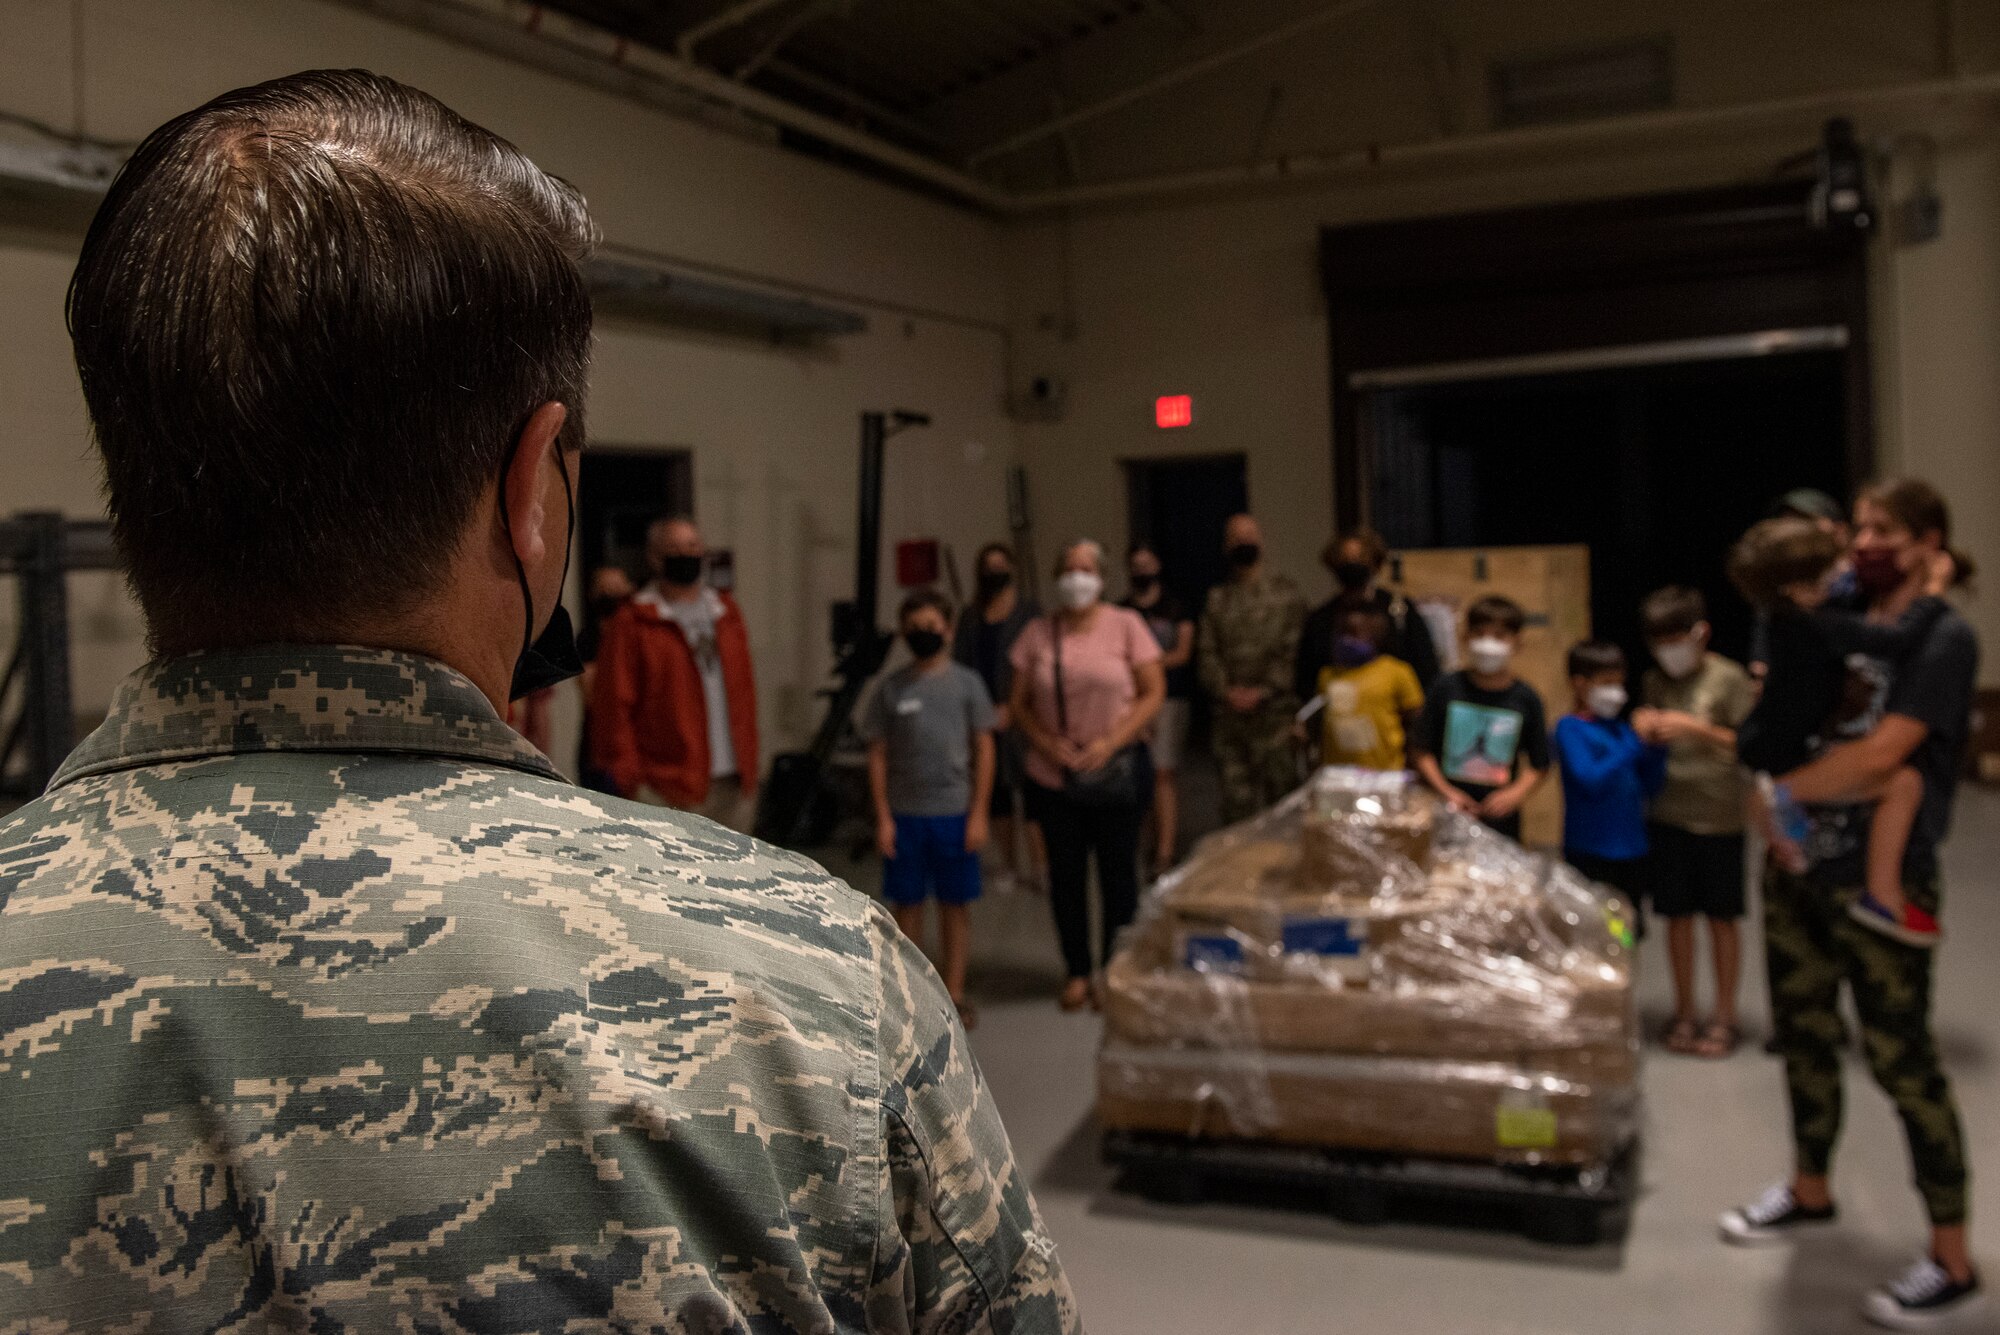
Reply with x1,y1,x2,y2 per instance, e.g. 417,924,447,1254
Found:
1718,1182,1837,1245
1863,1256,1984,1329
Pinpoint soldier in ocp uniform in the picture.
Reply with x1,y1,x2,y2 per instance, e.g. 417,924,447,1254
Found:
1198,513,1308,824
0,71,1079,1333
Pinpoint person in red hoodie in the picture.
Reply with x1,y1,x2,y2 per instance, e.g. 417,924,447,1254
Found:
592,516,759,828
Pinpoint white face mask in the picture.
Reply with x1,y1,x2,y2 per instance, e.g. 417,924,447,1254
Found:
1652,636,1702,680
1587,684,1629,719
1056,569,1103,611
1466,636,1512,675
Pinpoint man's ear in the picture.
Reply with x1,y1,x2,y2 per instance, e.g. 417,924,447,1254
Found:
502,402,569,568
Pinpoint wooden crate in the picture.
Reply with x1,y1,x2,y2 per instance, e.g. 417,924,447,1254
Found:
1385,545,1592,849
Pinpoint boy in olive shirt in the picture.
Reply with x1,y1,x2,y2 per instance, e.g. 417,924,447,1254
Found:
863,590,996,1027
1635,587,1756,1058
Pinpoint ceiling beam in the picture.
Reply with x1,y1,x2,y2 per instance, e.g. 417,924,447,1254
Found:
913,0,1153,109
330,0,1010,209
734,0,842,80
676,0,793,60
762,57,951,145
1013,67,2000,212
967,0,1386,166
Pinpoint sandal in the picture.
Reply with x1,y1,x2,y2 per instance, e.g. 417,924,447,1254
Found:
1694,1022,1741,1059
1059,978,1092,1012
1665,1017,1701,1054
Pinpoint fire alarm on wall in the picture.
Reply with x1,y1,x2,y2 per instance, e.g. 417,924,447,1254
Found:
1155,395,1193,429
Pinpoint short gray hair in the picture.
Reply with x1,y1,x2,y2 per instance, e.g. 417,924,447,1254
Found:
1055,538,1104,577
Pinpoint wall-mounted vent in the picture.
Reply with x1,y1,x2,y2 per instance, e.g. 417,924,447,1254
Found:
1491,38,1672,129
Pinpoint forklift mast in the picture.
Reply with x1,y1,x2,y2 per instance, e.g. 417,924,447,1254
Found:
754,409,928,847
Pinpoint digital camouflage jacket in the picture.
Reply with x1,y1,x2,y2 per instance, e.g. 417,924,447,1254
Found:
0,646,1078,1334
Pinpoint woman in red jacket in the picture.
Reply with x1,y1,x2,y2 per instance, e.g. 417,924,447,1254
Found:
591,517,759,829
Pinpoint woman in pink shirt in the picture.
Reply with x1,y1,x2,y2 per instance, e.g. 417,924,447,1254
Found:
1010,539,1166,1010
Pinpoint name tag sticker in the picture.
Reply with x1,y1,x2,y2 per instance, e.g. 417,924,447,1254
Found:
896,698,923,715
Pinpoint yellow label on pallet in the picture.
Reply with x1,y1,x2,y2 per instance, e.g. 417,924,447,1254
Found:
1496,1095,1559,1149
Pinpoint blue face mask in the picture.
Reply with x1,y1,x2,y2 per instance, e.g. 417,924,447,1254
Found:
1332,634,1379,668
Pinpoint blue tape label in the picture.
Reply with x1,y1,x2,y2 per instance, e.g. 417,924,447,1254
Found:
1182,934,1246,973
1281,916,1365,957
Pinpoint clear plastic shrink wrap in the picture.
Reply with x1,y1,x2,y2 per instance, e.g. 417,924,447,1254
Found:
1098,767,1640,1167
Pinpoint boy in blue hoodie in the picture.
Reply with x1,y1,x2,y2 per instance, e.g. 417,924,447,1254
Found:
1555,640,1668,929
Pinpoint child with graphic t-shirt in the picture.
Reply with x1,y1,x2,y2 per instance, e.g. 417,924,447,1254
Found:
1410,595,1550,841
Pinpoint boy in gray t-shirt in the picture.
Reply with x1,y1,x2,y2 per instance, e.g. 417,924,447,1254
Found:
862,590,996,1025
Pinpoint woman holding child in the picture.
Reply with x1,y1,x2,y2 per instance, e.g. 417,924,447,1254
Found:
1719,478,1983,1329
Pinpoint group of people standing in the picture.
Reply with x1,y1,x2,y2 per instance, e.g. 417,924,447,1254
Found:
858,478,1985,1327
867,513,1455,1016
565,485,1983,1327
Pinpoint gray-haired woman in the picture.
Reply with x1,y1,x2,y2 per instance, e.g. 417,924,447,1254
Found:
1008,539,1166,1010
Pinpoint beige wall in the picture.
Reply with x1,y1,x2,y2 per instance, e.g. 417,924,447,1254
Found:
7,0,2000,794
1007,127,2000,683
0,0,1016,770
1882,144,2000,656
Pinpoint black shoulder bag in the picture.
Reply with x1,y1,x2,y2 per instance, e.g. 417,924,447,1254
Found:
1051,615,1150,808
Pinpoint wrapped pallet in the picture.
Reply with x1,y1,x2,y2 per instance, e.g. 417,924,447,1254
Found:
1098,767,1639,1168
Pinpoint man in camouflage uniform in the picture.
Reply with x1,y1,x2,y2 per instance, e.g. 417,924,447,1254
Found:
1197,513,1307,824
0,71,1078,1332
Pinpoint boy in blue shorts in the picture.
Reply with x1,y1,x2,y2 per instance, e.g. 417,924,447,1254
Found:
864,589,997,1027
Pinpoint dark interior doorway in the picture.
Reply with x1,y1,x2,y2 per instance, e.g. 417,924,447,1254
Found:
1367,349,1847,661
1124,453,1249,613
1322,176,1872,667
578,447,693,610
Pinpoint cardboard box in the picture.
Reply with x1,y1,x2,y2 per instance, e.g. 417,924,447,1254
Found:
1100,953,1635,1084
1098,1041,1634,1166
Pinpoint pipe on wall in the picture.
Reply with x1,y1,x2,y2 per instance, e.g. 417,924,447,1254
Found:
1012,70,2000,213
330,0,1012,210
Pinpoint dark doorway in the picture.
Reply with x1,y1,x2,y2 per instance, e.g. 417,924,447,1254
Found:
578,446,693,599
1367,349,1847,662
1123,453,1249,614
1322,176,1872,666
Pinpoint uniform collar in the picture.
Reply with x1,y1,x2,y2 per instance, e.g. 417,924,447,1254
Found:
49,645,562,791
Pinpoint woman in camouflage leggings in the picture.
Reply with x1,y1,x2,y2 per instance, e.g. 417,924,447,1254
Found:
1720,479,1981,1329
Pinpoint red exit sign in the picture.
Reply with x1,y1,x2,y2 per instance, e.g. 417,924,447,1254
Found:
1154,394,1193,429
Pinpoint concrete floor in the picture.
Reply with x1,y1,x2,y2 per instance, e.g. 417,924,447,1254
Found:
847,784,2000,1335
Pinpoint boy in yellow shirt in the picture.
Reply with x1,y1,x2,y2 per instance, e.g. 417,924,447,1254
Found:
1310,599,1425,770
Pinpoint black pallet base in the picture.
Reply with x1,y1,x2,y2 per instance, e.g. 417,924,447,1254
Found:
1103,1131,1636,1246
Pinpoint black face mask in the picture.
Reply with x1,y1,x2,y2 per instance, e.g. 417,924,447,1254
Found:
504,448,582,702
1333,560,1373,592
590,593,628,619
659,553,705,587
976,568,1013,599
905,628,946,659
1227,542,1261,569
1130,572,1159,595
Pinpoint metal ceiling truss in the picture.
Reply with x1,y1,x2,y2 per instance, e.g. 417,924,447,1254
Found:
56,0,1999,218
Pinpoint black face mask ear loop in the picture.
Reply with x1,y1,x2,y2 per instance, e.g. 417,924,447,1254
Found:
499,431,583,701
